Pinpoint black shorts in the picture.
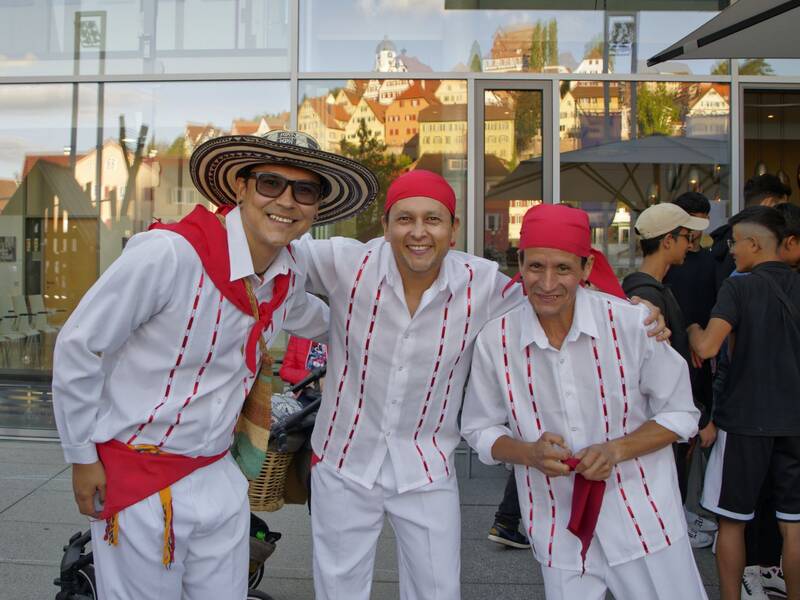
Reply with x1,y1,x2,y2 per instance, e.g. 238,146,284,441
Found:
701,430,800,522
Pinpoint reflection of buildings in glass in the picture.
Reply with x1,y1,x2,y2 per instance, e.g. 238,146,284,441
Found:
570,84,631,146
334,84,366,116
298,96,349,153
384,81,441,158
685,83,730,138
419,104,514,161
2,159,98,319
343,97,386,143
435,80,468,105
481,23,569,74
184,123,226,154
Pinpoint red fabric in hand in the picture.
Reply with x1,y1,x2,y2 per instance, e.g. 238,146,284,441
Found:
562,457,606,568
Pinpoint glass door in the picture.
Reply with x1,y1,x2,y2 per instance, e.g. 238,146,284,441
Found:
475,81,553,275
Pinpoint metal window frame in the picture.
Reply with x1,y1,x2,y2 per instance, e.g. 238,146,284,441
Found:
473,79,553,259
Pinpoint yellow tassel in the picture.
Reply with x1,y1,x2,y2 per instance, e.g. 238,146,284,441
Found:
159,487,175,568
104,513,119,546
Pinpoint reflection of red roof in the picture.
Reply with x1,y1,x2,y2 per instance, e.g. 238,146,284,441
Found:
364,99,387,122
688,83,730,110
570,84,622,100
303,97,348,130
231,119,260,135
265,112,290,130
22,154,74,178
0,178,17,200
419,104,514,123
394,81,441,104
397,53,433,73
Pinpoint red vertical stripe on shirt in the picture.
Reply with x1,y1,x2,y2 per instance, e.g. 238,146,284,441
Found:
127,272,205,445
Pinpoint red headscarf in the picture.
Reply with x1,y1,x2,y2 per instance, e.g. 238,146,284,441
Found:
506,203,626,299
385,170,456,216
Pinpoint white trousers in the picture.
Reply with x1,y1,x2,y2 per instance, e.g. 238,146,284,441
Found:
311,457,461,600
89,453,250,600
540,535,708,600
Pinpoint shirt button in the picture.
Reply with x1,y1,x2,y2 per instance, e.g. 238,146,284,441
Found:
571,426,578,432
386,431,392,438
398,366,404,372
559,358,565,365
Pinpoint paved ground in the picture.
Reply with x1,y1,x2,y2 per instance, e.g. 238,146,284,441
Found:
0,439,721,600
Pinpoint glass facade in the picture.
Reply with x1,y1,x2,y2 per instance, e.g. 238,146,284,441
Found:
1,0,798,434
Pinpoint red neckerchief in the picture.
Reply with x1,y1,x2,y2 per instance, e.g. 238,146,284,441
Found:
149,204,291,373
562,457,606,571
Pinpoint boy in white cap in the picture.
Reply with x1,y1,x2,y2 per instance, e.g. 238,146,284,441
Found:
621,203,710,548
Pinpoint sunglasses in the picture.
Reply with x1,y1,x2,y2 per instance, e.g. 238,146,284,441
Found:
248,172,323,205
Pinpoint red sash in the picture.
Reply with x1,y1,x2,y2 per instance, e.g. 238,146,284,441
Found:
97,440,226,519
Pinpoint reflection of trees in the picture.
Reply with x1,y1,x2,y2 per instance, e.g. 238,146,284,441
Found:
118,115,149,218
636,84,680,137
712,58,774,76
510,91,542,163
529,19,558,71
339,119,412,241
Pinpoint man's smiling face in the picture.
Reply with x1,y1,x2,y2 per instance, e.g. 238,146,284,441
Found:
519,247,593,320
382,195,458,281
235,163,321,252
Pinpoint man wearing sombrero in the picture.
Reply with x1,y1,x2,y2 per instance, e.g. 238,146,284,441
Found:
52,130,378,599
461,204,707,599
296,172,669,599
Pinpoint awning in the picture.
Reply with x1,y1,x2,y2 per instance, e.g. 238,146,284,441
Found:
648,0,800,67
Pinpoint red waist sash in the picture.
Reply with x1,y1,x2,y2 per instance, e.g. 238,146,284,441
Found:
97,439,227,519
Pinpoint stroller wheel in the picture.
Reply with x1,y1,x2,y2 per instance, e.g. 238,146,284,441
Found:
248,563,265,589
75,565,97,599
246,590,274,600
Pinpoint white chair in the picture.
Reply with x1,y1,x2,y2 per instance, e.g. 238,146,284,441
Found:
10,295,41,368
28,295,59,334
0,297,27,369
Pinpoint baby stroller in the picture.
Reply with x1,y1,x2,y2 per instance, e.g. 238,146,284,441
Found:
54,366,324,600
54,514,280,600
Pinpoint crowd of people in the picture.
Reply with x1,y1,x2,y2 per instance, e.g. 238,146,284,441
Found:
50,128,798,600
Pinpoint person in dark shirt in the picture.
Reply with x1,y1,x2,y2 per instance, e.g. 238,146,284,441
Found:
622,202,711,547
710,174,791,291
688,206,800,600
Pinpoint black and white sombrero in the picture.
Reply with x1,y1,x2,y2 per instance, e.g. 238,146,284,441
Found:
190,130,379,226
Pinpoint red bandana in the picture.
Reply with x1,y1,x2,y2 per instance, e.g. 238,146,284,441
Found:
149,204,291,373
385,169,456,216
563,457,607,569
504,204,626,299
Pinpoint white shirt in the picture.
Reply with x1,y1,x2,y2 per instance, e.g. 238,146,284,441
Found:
298,236,519,492
53,206,329,464
461,286,699,571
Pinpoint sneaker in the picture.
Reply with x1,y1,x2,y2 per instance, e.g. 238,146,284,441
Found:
760,565,786,598
488,522,530,549
685,508,719,533
712,530,718,555
742,565,770,600
688,527,714,549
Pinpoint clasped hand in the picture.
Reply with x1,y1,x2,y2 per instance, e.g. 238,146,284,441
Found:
520,432,618,481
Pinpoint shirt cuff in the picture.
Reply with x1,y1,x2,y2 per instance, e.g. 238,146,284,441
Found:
62,442,99,464
475,425,513,466
653,411,699,444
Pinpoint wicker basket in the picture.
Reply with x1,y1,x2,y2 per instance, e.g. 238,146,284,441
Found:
247,449,295,512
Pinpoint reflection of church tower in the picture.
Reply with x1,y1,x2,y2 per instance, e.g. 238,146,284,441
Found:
374,36,408,73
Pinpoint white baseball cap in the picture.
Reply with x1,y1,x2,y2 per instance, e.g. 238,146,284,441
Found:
634,203,710,240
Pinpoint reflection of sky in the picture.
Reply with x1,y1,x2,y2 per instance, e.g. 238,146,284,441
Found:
0,82,289,179
301,2,718,74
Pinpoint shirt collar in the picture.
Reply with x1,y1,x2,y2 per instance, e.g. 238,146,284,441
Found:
519,285,599,350
226,205,293,285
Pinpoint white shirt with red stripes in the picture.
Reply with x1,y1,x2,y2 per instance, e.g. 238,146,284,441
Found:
461,285,699,571
297,235,521,493
53,206,329,465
